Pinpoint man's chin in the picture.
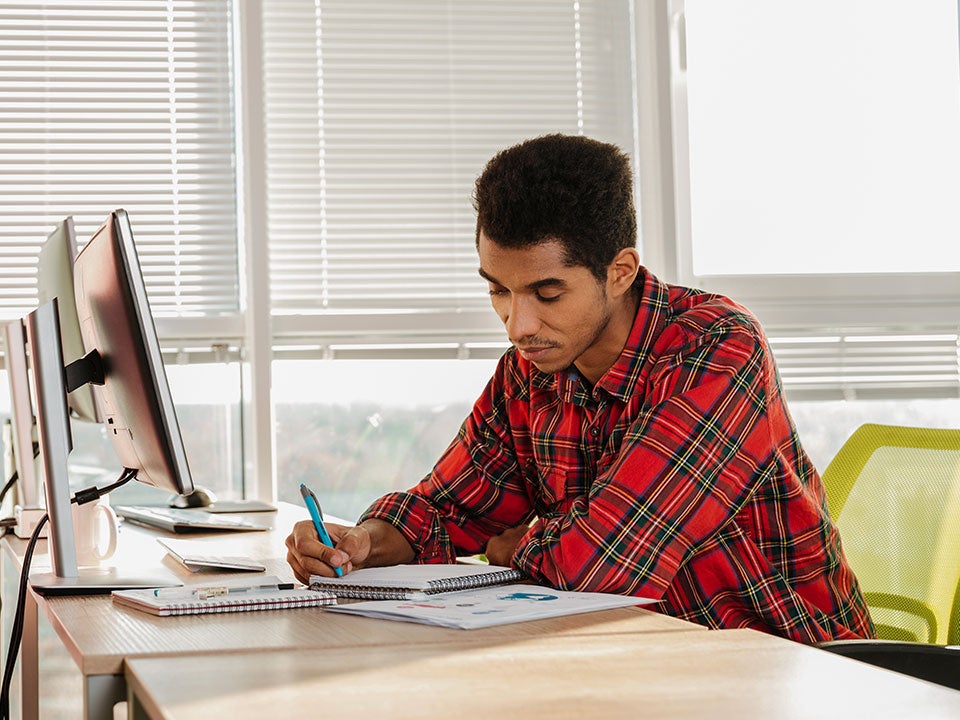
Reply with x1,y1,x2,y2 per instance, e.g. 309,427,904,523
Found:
515,346,568,374
528,357,568,375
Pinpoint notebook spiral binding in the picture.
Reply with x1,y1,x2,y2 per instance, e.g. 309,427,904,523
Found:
160,595,325,615
312,567,524,600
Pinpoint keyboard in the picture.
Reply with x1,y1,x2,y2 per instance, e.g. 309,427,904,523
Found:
115,506,269,533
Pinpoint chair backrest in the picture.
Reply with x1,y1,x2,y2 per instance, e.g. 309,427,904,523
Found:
821,423,960,644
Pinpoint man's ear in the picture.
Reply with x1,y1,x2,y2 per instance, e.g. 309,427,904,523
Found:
607,248,640,297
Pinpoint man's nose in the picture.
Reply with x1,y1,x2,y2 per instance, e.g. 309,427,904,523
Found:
504,295,541,341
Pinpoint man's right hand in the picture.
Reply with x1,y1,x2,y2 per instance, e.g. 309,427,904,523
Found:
285,521,368,584
285,518,415,584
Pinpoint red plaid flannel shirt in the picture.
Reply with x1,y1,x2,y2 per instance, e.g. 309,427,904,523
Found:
361,270,874,642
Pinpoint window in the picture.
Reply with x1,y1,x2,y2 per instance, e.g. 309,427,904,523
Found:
0,1,243,497
0,1,240,321
273,358,497,519
4,2,956,510
684,1,960,278
261,0,639,351
259,0,642,510
668,0,960,400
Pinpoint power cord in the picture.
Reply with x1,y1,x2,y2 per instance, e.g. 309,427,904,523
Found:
0,471,17,507
0,467,136,720
0,512,47,720
0,471,19,538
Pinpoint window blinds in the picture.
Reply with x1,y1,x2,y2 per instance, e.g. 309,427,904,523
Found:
261,0,638,322
0,0,239,321
771,331,960,401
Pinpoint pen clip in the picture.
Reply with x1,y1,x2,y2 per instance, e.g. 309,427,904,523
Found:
301,483,324,516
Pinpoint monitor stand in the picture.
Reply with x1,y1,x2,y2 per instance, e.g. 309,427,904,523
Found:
29,568,180,596
24,302,181,596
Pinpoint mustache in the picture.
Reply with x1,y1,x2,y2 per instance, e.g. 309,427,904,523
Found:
512,337,560,349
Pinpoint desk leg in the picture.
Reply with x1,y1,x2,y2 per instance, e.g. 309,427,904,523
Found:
127,686,151,720
20,590,38,720
84,674,125,720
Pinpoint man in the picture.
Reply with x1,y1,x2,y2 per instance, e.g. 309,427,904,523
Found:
286,134,873,643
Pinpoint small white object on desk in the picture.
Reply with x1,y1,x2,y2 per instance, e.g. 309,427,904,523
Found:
158,537,267,572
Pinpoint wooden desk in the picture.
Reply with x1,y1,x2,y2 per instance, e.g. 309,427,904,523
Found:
124,628,960,720
2,503,697,720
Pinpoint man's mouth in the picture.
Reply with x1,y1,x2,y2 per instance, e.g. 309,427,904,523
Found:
516,345,555,362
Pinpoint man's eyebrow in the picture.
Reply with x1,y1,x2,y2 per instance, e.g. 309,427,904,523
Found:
527,277,567,291
477,268,567,291
477,267,499,284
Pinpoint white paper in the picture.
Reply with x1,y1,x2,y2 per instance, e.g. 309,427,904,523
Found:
326,584,655,629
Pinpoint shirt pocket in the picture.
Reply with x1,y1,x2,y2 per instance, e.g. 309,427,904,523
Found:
527,462,579,516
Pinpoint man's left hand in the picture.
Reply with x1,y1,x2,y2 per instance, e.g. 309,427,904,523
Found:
484,524,530,566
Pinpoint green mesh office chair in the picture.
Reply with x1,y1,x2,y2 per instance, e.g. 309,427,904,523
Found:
820,423,960,645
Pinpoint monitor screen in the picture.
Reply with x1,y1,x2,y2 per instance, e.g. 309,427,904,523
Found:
72,209,194,495
36,217,100,424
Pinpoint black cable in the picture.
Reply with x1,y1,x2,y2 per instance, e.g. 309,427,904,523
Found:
0,471,17,507
80,467,137,502
0,444,42,507
0,512,47,720
0,467,137,720
0,472,19,535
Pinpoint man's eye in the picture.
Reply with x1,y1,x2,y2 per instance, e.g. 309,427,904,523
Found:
488,288,508,297
536,292,561,303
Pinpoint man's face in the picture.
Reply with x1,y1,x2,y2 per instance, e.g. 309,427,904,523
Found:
478,232,615,377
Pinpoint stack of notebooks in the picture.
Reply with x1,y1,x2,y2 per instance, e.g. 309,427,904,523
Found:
110,563,653,628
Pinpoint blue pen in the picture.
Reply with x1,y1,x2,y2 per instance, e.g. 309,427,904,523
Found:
299,483,343,577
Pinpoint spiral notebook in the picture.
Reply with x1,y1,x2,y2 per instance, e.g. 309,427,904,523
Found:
112,576,336,616
309,563,524,600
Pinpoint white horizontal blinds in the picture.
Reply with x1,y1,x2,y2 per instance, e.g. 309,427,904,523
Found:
0,0,238,321
263,0,637,317
771,332,960,401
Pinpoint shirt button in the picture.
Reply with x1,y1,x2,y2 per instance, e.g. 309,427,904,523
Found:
590,426,600,438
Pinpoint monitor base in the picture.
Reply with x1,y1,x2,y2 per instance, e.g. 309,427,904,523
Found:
29,567,181,596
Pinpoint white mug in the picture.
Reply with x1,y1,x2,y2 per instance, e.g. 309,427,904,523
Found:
71,497,119,566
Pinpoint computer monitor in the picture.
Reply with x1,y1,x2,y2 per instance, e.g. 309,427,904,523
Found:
27,209,193,593
36,217,100,424
2,320,40,507
73,209,194,494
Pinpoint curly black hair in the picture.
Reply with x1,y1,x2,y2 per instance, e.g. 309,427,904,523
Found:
473,134,637,284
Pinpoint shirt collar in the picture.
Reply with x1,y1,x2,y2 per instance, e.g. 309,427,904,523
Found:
593,269,670,402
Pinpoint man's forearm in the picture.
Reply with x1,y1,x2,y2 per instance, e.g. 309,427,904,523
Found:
355,518,416,568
